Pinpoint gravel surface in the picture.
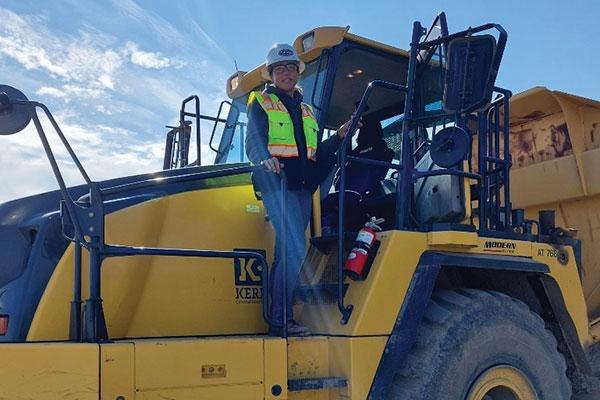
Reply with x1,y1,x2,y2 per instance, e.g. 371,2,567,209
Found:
573,344,600,399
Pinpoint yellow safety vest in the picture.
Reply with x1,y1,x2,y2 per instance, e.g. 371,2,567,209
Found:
248,91,318,161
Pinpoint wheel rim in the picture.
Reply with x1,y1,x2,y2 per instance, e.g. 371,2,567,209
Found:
467,365,538,400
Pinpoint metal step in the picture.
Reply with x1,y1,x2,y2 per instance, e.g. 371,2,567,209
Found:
309,233,356,253
288,377,348,391
296,283,348,305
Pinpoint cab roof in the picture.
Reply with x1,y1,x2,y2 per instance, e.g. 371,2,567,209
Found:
226,26,410,99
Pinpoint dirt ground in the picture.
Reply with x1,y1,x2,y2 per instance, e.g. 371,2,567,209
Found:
573,344,600,399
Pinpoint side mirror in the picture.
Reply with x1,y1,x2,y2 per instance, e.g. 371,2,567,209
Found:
443,35,497,114
0,85,31,135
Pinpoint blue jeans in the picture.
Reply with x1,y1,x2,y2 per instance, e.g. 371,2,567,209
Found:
262,189,312,325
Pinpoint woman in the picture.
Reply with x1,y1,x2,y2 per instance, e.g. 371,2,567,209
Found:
245,43,355,335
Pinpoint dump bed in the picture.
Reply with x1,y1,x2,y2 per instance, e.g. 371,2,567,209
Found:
507,87,600,322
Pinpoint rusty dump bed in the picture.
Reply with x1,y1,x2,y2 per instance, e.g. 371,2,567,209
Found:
506,87,600,322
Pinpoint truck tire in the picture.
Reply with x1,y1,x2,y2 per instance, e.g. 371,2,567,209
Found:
388,288,571,400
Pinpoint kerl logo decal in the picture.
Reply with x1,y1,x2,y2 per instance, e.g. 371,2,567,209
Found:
233,248,265,304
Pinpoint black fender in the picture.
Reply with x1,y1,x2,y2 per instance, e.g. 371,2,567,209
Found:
538,274,591,374
367,250,589,399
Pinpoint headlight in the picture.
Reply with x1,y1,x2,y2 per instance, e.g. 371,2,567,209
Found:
230,75,240,92
302,33,315,52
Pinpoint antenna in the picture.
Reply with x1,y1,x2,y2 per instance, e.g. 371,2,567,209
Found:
234,60,239,73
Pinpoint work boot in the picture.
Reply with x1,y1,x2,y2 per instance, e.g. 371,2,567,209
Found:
286,320,310,336
267,320,311,337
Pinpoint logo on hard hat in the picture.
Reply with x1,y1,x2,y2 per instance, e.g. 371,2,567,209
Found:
278,49,294,56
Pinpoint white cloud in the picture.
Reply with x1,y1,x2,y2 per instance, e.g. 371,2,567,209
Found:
36,84,109,100
0,10,183,101
0,106,225,203
62,84,105,98
0,113,165,202
125,41,171,70
0,11,69,78
0,9,191,106
37,86,66,98
0,8,122,99
0,3,233,203
96,105,112,115
110,0,187,45
98,74,115,90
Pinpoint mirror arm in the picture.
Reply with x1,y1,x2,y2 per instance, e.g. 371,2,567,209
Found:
27,105,91,244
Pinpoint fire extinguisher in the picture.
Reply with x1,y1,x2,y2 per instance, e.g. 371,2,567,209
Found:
344,217,384,280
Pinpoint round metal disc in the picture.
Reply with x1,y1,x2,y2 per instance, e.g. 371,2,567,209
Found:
0,85,31,135
430,126,470,168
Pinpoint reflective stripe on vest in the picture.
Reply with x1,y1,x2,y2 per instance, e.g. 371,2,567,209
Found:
248,91,318,161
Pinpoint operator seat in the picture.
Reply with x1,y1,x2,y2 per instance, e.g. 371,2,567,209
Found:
321,119,394,234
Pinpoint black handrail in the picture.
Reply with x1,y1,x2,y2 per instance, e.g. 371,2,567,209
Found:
180,95,201,166
101,245,274,328
280,172,288,338
397,21,424,231
164,96,233,169
414,169,481,180
68,242,82,341
477,88,512,234
346,155,401,169
498,87,512,231
336,79,408,324
163,129,176,170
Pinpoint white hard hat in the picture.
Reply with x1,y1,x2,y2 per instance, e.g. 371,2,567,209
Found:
261,43,305,80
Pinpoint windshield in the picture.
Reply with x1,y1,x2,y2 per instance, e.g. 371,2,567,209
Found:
214,57,328,165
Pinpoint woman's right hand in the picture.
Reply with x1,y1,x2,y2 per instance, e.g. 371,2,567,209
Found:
337,115,363,139
261,157,284,173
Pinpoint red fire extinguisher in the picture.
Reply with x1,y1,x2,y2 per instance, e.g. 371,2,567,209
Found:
345,217,384,280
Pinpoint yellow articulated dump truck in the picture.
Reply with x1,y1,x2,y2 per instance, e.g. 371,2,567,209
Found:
508,87,600,331
1,12,599,399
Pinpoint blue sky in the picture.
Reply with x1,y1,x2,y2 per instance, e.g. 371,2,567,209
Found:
0,0,598,202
